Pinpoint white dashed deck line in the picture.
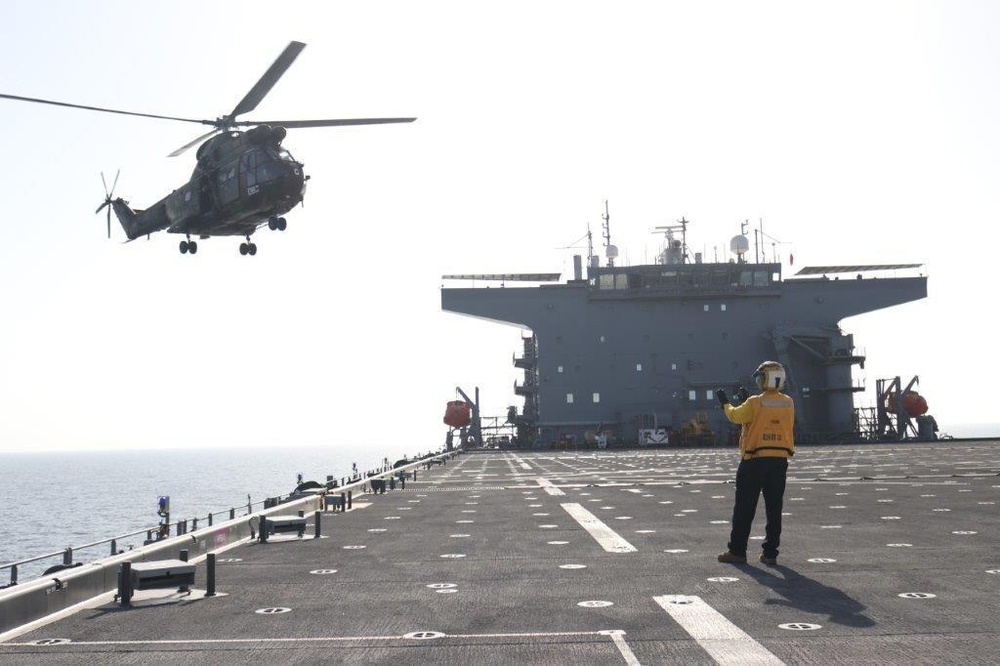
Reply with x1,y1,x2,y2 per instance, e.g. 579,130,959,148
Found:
537,477,566,496
601,630,641,665
560,503,637,553
653,595,783,665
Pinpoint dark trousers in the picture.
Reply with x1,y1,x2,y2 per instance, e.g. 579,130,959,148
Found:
727,457,788,558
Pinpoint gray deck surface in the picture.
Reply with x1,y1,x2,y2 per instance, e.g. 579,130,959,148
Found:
2,442,998,664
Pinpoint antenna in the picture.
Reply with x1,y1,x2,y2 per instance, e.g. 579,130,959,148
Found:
653,216,690,265
602,200,617,267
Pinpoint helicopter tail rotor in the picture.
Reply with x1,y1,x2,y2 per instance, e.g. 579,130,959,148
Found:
95,170,120,239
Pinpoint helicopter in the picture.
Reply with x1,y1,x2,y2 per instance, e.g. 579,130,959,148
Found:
0,41,414,256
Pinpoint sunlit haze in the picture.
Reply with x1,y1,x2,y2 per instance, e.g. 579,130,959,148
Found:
1,1,997,452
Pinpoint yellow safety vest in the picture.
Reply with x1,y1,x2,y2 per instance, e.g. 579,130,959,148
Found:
723,392,795,459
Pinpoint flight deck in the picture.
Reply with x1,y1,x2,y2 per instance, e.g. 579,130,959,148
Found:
2,442,997,664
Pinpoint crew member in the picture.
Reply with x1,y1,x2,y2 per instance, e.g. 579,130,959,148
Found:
716,361,795,565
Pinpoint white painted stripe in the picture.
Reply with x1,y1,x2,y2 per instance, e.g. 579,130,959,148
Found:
560,503,637,553
601,630,641,665
512,456,533,470
537,477,566,496
653,595,783,665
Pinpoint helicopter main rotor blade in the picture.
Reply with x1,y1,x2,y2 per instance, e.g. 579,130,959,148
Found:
168,128,223,157
0,93,213,126
229,41,306,119
234,117,417,129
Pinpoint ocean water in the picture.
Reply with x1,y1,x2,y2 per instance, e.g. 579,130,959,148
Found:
0,442,418,583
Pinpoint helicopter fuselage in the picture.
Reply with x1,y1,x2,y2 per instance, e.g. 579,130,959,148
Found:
115,126,307,241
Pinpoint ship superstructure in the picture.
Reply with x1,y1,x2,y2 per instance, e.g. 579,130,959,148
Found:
441,219,927,447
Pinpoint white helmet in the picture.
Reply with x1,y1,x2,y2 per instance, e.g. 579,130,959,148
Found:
753,361,786,391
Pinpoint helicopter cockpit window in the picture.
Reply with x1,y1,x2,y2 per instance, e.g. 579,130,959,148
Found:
278,147,296,162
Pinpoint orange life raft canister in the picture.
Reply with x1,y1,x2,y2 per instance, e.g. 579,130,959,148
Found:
444,400,472,428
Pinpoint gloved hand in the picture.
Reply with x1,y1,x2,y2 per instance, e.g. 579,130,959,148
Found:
716,389,729,406
735,386,750,402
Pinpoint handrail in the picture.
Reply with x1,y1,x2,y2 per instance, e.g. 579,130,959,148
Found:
0,453,452,587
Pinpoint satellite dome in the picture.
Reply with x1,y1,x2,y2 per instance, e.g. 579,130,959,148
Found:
730,235,750,256
606,245,619,259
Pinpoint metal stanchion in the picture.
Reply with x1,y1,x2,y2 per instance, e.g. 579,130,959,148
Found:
206,553,217,597
119,561,132,607
314,510,322,539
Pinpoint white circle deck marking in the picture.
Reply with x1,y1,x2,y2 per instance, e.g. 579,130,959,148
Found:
635,530,656,534
217,558,242,563
779,623,822,631
255,607,292,614
898,592,936,599
887,543,913,547
343,545,366,550
404,631,446,640
707,576,739,583
384,516,401,520
664,549,689,553
560,564,587,569
614,516,632,520
461,510,476,513
427,583,457,589
533,512,550,516
881,516,901,520
29,639,71,645
820,525,842,529
368,528,387,533
933,508,951,512
529,504,543,508
710,520,729,525
578,600,614,607
658,501,674,504
808,558,836,563
548,540,569,545
539,524,558,528
953,530,978,535
310,569,338,574
987,570,1000,575
456,520,474,523
436,589,458,594
440,553,466,558
450,534,470,538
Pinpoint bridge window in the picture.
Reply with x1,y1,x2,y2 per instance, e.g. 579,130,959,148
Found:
636,363,642,372
592,393,601,403
688,390,697,401
566,393,574,404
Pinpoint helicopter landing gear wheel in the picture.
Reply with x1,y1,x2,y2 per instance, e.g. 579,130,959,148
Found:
277,217,287,231
268,216,287,231
239,238,258,256
180,237,198,254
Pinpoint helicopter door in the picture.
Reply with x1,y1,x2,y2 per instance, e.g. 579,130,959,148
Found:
240,151,260,197
217,160,239,205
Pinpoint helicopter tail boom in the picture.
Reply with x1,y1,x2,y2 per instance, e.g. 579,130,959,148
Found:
109,198,142,240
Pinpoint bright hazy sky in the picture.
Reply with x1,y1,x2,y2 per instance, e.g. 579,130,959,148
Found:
1,1,997,452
